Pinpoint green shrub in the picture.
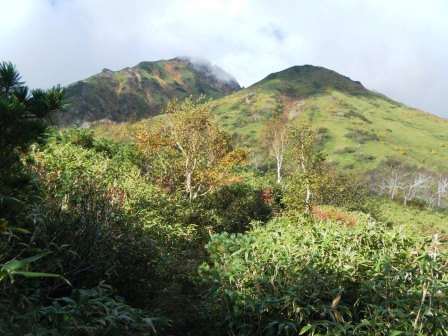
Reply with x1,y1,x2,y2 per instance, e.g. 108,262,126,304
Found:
0,283,167,335
58,127,95,149
27,130,204,327
282,168,377,215
200,215,448,335
27,134,184,302
355,152,376,161
194,183,274,233
334,146,356,154
342,110,372,124
345,128,379,144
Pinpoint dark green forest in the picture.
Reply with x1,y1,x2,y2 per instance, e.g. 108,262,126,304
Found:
1,62,448,335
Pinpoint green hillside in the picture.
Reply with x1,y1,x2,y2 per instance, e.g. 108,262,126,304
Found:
86,62,448,173
214,65,448,171
60,57,240,125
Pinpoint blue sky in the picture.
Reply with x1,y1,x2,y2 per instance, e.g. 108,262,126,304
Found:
1,0,447,116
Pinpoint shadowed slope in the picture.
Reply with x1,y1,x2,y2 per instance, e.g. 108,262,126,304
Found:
60,57,240,125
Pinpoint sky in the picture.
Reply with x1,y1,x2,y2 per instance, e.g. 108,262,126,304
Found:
1,0,447,116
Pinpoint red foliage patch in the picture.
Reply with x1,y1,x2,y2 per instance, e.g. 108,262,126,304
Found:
311,205,358,227
261,189,272,204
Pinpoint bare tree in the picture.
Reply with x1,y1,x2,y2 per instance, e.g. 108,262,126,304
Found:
372,159,411,200
369,159,448,209
403,172,431,206
435,174,448,208
265,118,289,183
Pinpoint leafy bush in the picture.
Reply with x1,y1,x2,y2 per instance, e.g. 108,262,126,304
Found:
283,167,377,215
192,183,274,233
345,128,379,144
342,110,372,124
334,146,356,154
200,215,448,335
0,283,167,335
355,152,376,161
58,127,95,149
27,129,203,326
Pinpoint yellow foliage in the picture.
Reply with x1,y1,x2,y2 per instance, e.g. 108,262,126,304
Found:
135,96,247,199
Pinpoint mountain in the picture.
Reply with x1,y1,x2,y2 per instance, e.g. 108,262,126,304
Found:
212,65,448,171
79,61,448,172
59,57,240,125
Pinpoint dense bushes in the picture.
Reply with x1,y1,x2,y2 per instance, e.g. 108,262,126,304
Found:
24,127,447,335
0,134,170,334
0,64,166,335
25,129,276,333
28,131,190,302
0,283,166,335
191,183,274,233
283,167,377,216
200,215,448,335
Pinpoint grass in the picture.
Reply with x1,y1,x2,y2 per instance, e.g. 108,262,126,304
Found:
377,198,448,244
212,65,448,173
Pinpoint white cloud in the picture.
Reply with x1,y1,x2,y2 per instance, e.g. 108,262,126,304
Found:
1,0,447,116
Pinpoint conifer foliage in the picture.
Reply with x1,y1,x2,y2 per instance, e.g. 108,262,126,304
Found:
0,61,64,171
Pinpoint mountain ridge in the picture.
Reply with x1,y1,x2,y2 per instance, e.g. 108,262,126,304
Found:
59,57,240,125
211,63,448,171
62,57,448,172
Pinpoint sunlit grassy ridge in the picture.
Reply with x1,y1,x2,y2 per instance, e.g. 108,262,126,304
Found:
213,65,448,171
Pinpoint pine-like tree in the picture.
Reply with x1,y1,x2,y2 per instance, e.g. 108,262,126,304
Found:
0,61,64,225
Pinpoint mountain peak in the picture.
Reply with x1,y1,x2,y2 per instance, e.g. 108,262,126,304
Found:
61,58,240,125
173,56,240,89
256,64,368,97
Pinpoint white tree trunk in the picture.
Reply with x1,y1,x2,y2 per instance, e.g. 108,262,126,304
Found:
276,154,283,184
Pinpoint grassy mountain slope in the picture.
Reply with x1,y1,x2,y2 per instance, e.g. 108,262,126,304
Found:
60,57,240,125
213,65,448,171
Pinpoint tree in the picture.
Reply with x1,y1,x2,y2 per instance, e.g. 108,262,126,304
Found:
0,62,64,169
369,159,410,200
285,123,325,212
403,171,431,206
434,174,448,208
135,96,246,200
264,117,288,184
0,61,64,225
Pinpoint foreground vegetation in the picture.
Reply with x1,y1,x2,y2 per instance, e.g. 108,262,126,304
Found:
1,63,448,335
201,215,447,335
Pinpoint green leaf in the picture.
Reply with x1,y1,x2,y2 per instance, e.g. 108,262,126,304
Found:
4,227,30,234
143,317,156,332
13,271,61,278
299,325,313,335
390,331,403,336
1,252,51,272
